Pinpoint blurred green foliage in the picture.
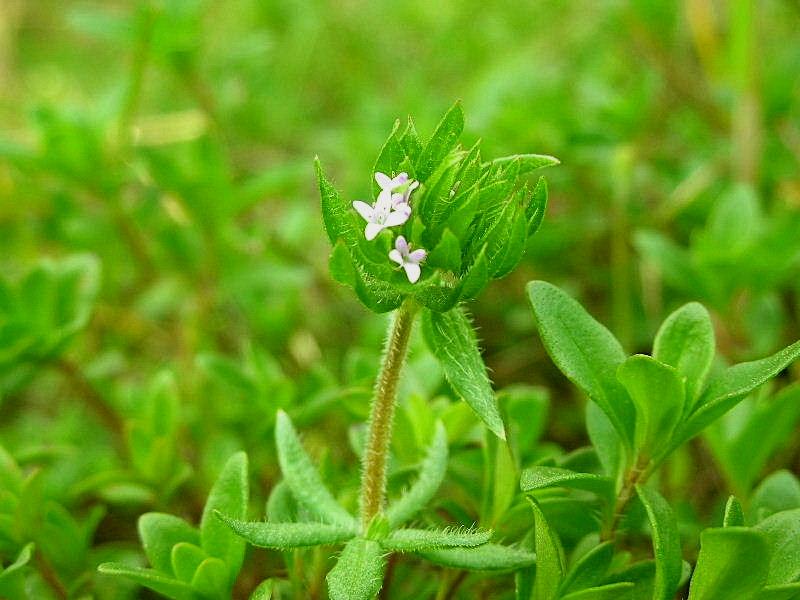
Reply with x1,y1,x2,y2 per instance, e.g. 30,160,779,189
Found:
1,0,799,598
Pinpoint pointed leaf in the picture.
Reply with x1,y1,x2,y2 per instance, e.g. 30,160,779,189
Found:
671,339,800,451
316,158,360,247
636,485,682,600
723,496,745,527
653,302,715,406
617,355,684,456
416,101,464,182
386,421,448,527
97,563,196,600
326,538,387,600
200,452,248,584
422,307,505,438
382,527,491,552
527,281,634,445
275,410,354,526
428,229,462,273
489,154,560,175
419,543,536,571
215,512,355,548
527,177,548,236
688,527,770,600
560,541,615,595
138,512,199,574
528,498,564,600
171,543,206,583
371,120,406,197
520,466,613,498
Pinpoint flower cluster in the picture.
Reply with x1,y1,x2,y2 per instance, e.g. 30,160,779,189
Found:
353,172,427,283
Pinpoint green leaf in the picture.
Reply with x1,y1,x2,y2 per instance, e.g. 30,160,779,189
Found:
486,195,528,278
527,281,634,445
326,538,387,600
249,580,276,600
316,158,360,248
191,557,228,598
422,307,505,438
652,302,715,406
520,466,613,498
371,119,406,197
617,355,684,456
489,154,560,175
215,512,355,548
382,527,491,552
635,485,682,600
458,246,489,301
529,498,565,600
688,527,770,600
97,563,197,600
385,421,448,528
138,512,200,574
200,452,248,585
724,496,745,527
559,541,615,595
671,339,800,451
751,471,800,522
329,241,403,313
756,583,800,600
560,583,636,600
754,508,800,584
415,101,464,182
427,229,462,273
275,410,355,526
419,543,536,571
171,542,206,583
526,176,548,236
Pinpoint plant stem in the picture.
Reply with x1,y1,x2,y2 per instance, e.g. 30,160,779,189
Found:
359,299,418,530
601,454,652,541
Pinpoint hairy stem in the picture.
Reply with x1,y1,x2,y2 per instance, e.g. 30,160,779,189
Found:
359,300,418,530
601,454,652,541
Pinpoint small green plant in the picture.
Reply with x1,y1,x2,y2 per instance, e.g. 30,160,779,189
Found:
210,103,557,599
521,281,800,599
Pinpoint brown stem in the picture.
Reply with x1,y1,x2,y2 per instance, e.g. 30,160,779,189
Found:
36,552,67,600
359,300,418,530
601,454,652,541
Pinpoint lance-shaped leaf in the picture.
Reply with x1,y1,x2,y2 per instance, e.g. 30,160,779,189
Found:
529,498,565,600
382,527,491,552
385,421,448,527
419,543,536,571
617,355,684,456
520,466,613,499
97,564,195,600
316,158,361,248
422,307,505,439
214,512,355,549
275,410,355,526
526,177,548,236
636,485,682,600
486,193,528,278
527,281,635,446
653,302,715,407
669,339,800,453
488,154,560,175
560,583,636,600
723,496,745,527
688,527,770,600
200,452,248,585
138,512,199,575
326,538,387,600
427,229,462,273
415,101,464,182
371,120,407,197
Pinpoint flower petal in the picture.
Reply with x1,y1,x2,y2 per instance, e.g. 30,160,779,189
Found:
389,249,404,266
395,235,409,255
375,172,392,190
393,172,409,187
352,200,374,221
365,222,383,240
384,210,410,227
390,193,406,208
409,249,427,263
375,189,393,210
403,262,421,283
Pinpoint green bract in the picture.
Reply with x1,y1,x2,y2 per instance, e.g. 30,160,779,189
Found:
318,101,558,314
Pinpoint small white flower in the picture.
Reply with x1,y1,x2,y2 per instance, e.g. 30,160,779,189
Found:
375,171,419,209
389,235,427,283
353,189,410,241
